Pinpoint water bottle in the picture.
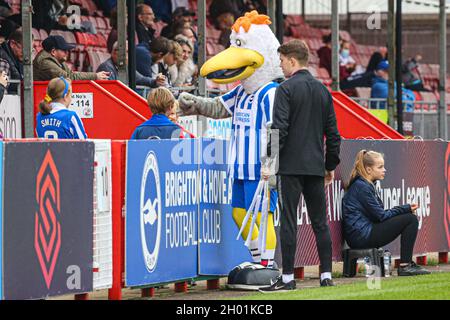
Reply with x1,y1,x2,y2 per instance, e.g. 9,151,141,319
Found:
363,256,373,277
383,250,392,277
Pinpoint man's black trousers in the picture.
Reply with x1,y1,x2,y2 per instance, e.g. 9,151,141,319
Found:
278,175,332,275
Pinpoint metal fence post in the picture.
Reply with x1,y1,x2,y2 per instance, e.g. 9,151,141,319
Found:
22,0,34,138
439,0,447,140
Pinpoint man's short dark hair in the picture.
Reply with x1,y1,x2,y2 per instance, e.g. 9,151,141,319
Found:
136,4,150,16
278,39,309,66
8,29,22,44
150,36,170,55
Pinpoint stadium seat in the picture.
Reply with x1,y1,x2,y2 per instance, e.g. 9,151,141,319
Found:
39,29,49,41
420,91,438,111
317,67,330,80
285,15,305,26
96,17,107,33
355,87,371,99
32,28,41,41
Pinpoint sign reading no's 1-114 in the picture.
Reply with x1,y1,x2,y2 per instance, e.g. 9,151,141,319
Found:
70,93,94,119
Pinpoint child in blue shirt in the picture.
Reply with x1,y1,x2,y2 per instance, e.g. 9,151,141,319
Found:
131,87,193,139
36,77,87,139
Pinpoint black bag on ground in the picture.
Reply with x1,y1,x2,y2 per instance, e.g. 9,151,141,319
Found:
227,262,281,291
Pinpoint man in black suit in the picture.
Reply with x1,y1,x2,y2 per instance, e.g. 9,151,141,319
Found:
261,39,341,292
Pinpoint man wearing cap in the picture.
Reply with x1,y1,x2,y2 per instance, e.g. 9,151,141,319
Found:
370,60,415,111
370,60,391,109
33,35,110,81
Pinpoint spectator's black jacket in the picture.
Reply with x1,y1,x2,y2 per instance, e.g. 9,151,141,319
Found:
271,69,341,176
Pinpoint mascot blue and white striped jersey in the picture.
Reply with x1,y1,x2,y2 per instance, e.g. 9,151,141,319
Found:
220,81,278,180
36,102,87,139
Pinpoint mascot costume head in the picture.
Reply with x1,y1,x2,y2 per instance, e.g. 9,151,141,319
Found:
178,11,282,274
200,10,284,93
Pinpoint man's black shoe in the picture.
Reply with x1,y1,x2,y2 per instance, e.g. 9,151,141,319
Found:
320,278,335,287
398,261,431,276
259,276,296,293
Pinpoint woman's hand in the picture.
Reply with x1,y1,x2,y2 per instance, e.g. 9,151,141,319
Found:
410,203,419,213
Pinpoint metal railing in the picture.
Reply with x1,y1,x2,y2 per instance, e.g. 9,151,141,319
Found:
351,97,446,138
134,85,231,99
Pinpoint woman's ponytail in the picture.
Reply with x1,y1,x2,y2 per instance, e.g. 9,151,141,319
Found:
38,94,53,115
345,149,383,190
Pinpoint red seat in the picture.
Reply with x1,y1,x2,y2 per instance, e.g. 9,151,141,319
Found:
75,32,87,46
285,15,304,26
96,17,107,31
39,29,49,41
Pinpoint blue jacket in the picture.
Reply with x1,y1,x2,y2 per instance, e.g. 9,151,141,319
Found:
370,76,415,111
342,176,411,246
131,114,183,140
136,43,153,78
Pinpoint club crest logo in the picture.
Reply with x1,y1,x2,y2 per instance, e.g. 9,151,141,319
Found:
140,151,162,273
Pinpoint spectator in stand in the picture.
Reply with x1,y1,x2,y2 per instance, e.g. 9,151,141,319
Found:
136,36,170,79
169,35,197,87
173,25,198,63
33,35,110,81
367,46,387,73
317,33,332,77
144,0,191,24
0,29,23,93
97,41,165,89
32,0,65,33
341,46,387,90
36,77,87,139
107,8,118,53
370,60,391,109
131,86,192,140
209,0,239,48
237,0,267,14
0,0,11,18
94,0,117,17
402,54,429,92
0,19,19,44
370,60,415,111
339,40,356,80
152,40,182,90
160,6,196,38
0,69,8,104
136,3,157,45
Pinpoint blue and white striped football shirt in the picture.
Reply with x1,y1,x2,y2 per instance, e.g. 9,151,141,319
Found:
36,102,87,140
220,81,279,180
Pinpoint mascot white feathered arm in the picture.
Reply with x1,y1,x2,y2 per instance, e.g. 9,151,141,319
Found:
178,11,284,119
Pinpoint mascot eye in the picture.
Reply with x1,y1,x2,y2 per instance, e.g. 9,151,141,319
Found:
236,39,242,47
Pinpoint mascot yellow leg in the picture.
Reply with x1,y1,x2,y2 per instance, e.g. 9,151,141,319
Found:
233,208,277,267
256,212,277,268
232,208,261,263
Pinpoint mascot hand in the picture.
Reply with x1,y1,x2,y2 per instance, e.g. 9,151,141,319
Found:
178,92,230,119
178,92,204,115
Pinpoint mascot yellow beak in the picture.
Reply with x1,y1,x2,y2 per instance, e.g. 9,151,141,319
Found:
200,47,264,84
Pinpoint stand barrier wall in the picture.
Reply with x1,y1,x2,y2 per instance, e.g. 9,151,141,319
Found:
92,140,113,290
2,140,95,300
290,139,450,267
